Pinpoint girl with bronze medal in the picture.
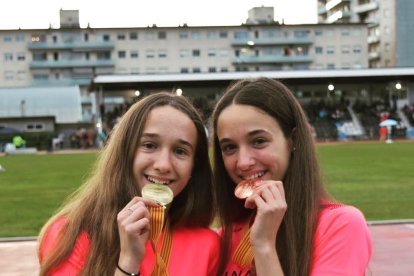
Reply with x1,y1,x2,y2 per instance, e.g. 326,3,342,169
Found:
212,78,372,275
38,93,219,275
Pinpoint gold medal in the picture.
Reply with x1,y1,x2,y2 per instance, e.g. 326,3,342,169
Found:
142,183,173,206
234,179,256,199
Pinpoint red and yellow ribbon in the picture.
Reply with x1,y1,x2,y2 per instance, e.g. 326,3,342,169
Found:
232,222,254,269
149,206,173,276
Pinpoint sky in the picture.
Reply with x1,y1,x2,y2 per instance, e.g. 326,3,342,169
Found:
0,0,317,30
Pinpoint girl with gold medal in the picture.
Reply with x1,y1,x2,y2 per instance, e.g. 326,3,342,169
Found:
38,93,219,275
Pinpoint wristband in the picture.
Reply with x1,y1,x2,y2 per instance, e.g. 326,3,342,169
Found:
117,263,140,276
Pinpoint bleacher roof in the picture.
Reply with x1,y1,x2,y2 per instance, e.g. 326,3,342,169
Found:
93,68,414,85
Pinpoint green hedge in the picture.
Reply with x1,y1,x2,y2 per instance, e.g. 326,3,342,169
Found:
0,132,55,151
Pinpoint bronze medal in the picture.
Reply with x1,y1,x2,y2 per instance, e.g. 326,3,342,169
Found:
142,183,173,206
234,179,256,199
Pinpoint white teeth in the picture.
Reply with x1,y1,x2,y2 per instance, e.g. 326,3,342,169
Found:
147,176,170,185
244,172,264,180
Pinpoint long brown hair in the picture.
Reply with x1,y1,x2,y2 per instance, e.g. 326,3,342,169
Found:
38,92,214,275
211,78,328,275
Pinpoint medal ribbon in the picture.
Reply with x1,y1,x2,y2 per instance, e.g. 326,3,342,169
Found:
232,221,254,269
149,206,173,276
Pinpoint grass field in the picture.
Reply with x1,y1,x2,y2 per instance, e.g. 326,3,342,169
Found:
1,141,413,237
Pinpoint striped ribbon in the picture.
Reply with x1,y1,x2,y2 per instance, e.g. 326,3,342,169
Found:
232,222,254,269
149,206,173,276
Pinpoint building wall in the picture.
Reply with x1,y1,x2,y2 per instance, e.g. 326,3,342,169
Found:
396,0,414,67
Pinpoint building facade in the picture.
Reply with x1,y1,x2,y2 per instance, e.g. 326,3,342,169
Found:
1,10,368,88
318,0,414,68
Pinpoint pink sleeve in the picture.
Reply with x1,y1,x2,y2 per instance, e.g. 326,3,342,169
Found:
40,217,90,275
311,205,372,276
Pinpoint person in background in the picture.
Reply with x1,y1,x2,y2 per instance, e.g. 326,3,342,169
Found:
38,92,219,275
12,135,26,148
211,78,372,275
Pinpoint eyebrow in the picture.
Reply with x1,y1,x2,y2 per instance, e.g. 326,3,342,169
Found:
219,129,269,145
142,133,195,151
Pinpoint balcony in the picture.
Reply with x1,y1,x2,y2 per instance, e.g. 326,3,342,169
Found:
355,1,379,14
233,55,313,64
318,6,327,15
326,10,352,23
367,35,380,44
30,60,115,69
326,0,350,10
28,41,114,51
369,51,380,60
231,37,313,46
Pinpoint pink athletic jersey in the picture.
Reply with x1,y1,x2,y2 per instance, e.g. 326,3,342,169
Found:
40,217,220,275
221,204,372,275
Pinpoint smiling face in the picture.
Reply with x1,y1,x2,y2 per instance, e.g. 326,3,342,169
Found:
217,104,292,185
132,105,197,197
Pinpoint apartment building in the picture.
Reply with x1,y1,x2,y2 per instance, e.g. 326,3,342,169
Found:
0,8,368,127
318,0,414,68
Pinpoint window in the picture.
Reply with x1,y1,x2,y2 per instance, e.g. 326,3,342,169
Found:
341,46,350,54
219,31,228,38
294,30,309,38
327,63,335,69
15,33,25,42
97,52,111,60
179,32,189,39
117,34,126,40
191,32,201,40
17,70,27,80
130,32,138,40
4,53,13,61
145,32,156,40
84,33,89,42
192,49,200,57
130,51,139,58
207,49,216,57
180,49,189,57
103,34,110,41
315,47,323,54
326,46,335,54
33,73,48,80
158,31,167,39
3,35,12,42
118,51,126,58
220,67,228,72
219,49,229,57
26,123,45,131
353,45,362,54
208,67,216,72
180,68,189,73
158,49,167,58
33,52,47,61
193,67,201,73
315,30,323,36
341,29,350,36
4,71,14,80
234,31,249,39
207,31,217,39
146,50,155,58
31,34,46,42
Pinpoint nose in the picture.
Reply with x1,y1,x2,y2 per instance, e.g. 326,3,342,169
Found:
153,148,172,173
236,147,255,171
